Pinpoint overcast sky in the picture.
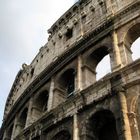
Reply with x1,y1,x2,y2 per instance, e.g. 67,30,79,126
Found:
0,0,139,128
0,0,77,127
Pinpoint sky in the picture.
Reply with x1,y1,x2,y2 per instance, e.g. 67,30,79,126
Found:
0,0,139,128
0,0,77,127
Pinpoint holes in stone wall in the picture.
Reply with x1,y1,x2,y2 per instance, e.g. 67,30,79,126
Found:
65,28,73,40
30,68,34,77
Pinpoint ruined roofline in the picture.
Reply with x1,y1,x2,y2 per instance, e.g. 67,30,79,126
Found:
47,0,91,35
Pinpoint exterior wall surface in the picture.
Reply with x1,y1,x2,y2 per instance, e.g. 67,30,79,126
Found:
1,0,140,140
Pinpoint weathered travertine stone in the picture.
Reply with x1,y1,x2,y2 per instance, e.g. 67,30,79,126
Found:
1,0,140,140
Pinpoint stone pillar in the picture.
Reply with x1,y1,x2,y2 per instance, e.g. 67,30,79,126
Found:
26,99,33,127
13,122,23,138
112,31,122,71
77,55,83,91
73,114,79,140
82,65,96,89
52,87,66,108
47,78,54,111
2,130,7,140
11,117,18,140
118,42,133,66
31,106,42,122
118,91,132,140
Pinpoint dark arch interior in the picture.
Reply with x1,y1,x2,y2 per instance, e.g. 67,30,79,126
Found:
52,130,71,140
90,110,118,140
126,23,140,45
59,69,75,95
87,47,109,68
35,90,49,111
7,124,14,139
19,108,28,129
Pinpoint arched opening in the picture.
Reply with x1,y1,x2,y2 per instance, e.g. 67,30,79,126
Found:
124,23,140,63
58,68,75,96
84,46,111,87
34,90,49,111
32,90,49,121
52,130,71,140
17,108,28,133
88,110,118,140
6,124,14,139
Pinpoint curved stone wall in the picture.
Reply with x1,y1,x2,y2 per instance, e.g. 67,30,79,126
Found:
1,0,140,140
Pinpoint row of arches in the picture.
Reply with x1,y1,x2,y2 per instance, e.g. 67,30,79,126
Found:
7,88,140,140
47,110,118,140
30,22,140,101
3,22,140,140
6,105,140,140
5,90,49,139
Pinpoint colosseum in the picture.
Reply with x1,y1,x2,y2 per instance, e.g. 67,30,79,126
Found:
0,0,140,139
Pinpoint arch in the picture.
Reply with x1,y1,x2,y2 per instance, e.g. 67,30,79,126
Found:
84,46,111,84
124,23,140,45
6,124,14,139
32,90,49,121
57,68,75,96
17,107,28,133
86,46,109,68
19,108,28,128
51,130,71,140
83,110,118,140
34,90,49,111
124,23,140,63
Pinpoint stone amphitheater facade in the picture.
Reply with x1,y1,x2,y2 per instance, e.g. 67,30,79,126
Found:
1,0,140,139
